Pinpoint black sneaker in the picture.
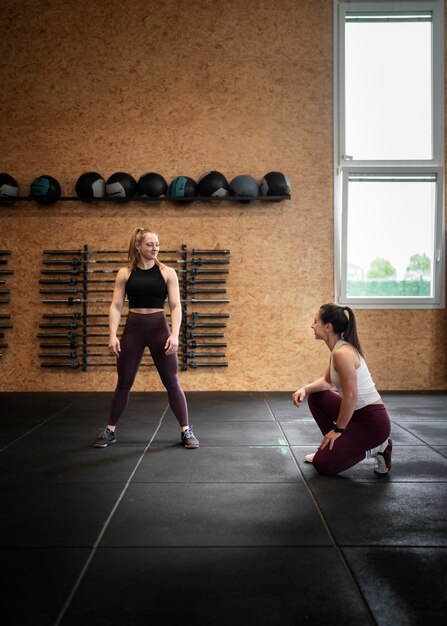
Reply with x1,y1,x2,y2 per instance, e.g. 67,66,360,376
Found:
374,438,392,474
92,428,116,448
181,427,199,449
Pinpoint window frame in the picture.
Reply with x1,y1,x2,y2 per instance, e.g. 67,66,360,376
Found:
334,0,445,309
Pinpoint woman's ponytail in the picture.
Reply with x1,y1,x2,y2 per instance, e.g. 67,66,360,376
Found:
319,303,364,356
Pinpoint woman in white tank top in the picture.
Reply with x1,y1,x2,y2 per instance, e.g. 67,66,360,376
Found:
292,303,392,475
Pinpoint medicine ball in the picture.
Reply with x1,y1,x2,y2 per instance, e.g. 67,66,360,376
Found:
137,172,168,198
106,172,137,199
197,171,229,198
75,172,106,199
260,171,291,201
0,173,19,202
30,175,61,204
229,175,259,203
169,176,197,203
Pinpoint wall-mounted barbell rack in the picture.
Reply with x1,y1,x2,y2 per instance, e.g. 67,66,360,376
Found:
38,245,230,371
0,250,13,359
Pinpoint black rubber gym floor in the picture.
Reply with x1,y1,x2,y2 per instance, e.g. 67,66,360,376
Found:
0,391,446,625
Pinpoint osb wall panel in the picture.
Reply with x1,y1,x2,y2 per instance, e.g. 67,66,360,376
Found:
0,0,446,392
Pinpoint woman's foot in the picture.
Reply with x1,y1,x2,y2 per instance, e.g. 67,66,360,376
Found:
304,453,315,463
92,427,116,448
181,427,199,449
374,439,392,474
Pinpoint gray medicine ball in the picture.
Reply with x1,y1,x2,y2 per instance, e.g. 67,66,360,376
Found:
229,175,259,203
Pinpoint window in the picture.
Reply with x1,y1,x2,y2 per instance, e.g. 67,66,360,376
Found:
334,0,445,308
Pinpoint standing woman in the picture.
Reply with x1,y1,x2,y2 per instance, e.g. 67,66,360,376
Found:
292,304,391,475
92,227,199,449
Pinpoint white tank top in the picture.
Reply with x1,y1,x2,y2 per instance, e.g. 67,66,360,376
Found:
330,340,381,410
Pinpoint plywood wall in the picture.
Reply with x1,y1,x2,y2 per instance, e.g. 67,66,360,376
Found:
0,0,445,392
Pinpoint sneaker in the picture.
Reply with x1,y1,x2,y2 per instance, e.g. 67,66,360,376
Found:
92,428,116,448
374,438,392,474
304,453,315,463
181,427,199,449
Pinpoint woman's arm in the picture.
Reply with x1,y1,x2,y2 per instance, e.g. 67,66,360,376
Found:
108,267,128,357
163,266,181,355
292,366,333,406
331,348,358,429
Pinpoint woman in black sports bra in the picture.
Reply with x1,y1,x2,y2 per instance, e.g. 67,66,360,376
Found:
92,227,199,449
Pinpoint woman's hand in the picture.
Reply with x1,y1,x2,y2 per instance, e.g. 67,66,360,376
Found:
319,430,342,451
164,334,179,355
292,387,306,407
108,336,121,357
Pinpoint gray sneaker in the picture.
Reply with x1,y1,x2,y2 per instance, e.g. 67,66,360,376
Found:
92,428,116,448
374,439,392,474
181,427,199,449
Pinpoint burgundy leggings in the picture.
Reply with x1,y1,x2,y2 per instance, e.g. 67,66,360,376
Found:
308,390,391,475
108,311,189,427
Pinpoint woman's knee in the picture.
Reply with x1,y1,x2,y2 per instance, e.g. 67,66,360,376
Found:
313,453,340,476
308,391,327,413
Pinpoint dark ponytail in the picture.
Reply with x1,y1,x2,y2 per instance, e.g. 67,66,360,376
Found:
319,303,364,356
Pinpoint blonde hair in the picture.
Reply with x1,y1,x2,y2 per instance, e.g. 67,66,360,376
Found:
127,227,165,272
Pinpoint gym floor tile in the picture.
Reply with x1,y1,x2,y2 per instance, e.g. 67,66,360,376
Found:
385,404,447,421
59,547,371,626
132,445,302,483
433,445,447,458
308,482,447,546
177,390,275,421
0,482,125,547
385,422,427,445
263,391,312,420
394,421,447,445
152,420,286,446
279,420,324,445
101,483,331,547
2,547,90,626
342,547,447,626
0,440,148,484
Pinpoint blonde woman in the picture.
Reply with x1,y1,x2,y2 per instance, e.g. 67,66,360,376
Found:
93,227,198,449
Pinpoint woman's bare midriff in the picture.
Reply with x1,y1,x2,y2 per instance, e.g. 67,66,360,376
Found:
129,308,164,314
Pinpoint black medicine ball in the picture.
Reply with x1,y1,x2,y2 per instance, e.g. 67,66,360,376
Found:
169,176,197,203
75,172,106,199
30,175,61,204
229,175,259,203
137,172,168,198
0,173,19,202
106,172,137,199
260,171,291,200
197,171,229,198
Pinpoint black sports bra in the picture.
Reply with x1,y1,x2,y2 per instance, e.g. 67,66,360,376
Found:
125,265,167,309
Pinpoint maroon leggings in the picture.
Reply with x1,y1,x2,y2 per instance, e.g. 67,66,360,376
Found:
308,390,391,475
108,311,189,427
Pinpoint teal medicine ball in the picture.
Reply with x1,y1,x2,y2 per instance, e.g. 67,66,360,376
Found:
169,176,197,203
30,175,61,204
